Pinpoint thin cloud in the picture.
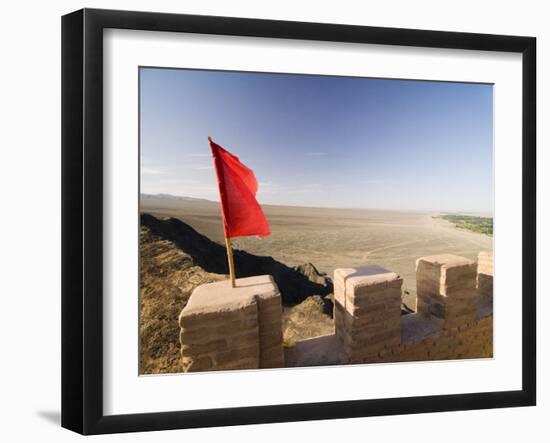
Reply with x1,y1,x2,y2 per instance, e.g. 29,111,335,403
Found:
292,183,322,194
258,182,281,195
304,152,328,156
362,179,406,185
159,178,199,185
141,167,162,175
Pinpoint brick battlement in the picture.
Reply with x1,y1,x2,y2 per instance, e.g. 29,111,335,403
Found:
179,253,493,371
178,275,284,372
332,253,493,365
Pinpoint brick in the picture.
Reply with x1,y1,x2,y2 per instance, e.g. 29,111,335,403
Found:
215,346,259,366
477,251,493,276
219,358,259,371
179,303,257,329
366,328,401,344
228,330,260,348
180,338,228,356
183,356,214,372
257,296,282,312
260,330,283,349
260,349,285,369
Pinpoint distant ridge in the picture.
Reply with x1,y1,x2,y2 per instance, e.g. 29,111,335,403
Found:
140,193,216,203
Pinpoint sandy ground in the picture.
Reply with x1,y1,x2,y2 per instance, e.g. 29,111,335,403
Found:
141,198,493,306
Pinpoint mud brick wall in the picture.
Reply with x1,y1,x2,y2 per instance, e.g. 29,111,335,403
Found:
477,251,493,300
367,312,493,363
416,254,478,329
333,255,492,366
179,275,283,372
252,281,285,368
334,266,403,362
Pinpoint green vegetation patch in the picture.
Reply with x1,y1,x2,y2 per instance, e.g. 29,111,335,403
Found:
436,214,493,236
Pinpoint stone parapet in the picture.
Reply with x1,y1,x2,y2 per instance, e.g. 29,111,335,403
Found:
334,265,403,362
416,254,478,329
477,251,493,301
366,312,493,364
179,275,284,372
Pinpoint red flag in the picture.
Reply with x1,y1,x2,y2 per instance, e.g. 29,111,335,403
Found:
209,138,271,238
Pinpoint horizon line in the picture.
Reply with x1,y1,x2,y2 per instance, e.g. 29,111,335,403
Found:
139,193,493,216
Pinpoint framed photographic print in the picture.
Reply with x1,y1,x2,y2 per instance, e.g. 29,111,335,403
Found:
61,8,536,435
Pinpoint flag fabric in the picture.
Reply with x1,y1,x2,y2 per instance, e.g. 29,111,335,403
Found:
209,138,271,238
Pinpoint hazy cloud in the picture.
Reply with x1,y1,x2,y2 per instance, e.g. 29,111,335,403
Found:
259,181,280,187
304,152,328,156
141,167,162,175
258,181,281,195
159,178,199,185
361,179,406,185
292,183,323,194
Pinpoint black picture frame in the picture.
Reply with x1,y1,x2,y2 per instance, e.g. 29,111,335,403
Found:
61,8,536,435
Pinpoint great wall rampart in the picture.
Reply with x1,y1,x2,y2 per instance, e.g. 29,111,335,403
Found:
178,252,493,371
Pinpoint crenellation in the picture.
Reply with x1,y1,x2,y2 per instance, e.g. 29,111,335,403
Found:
416,254,478,329
178,275,284,372
328,254,493,366
334,265,403,363
180,253,493,372
477,251,493,302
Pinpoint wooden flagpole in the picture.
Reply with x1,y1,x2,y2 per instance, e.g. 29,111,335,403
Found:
224,237,236,288
209,135,236,288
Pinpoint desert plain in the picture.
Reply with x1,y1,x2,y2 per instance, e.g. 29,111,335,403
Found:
141,196,493,310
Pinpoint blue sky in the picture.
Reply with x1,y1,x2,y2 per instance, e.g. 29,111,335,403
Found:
140,68,493,213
